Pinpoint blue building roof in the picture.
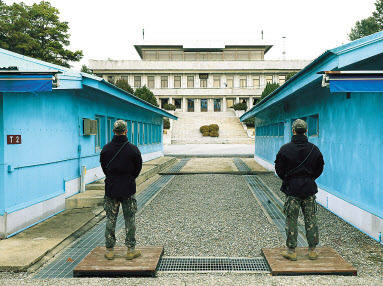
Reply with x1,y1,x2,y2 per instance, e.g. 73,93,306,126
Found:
0,48,177,120
241,31,383,121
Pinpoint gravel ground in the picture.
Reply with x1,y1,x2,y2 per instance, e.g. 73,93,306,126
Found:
116,174,284,257
257,172,383,277
1,169,382,285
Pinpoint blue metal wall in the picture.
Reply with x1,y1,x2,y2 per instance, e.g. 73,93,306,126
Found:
2,87,164,215
0,93,4,215
254,85,383,218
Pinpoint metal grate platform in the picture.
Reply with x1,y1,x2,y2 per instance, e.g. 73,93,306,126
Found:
34,159,190,279
157,257,270,273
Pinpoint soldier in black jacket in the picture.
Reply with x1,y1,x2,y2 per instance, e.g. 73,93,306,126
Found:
275,119,324,261
100,120,142,260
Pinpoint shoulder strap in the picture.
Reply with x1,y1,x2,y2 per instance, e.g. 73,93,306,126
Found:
106,141,129,170
284,144,315,179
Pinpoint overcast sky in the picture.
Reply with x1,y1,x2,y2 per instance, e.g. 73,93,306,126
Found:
4,0,379,70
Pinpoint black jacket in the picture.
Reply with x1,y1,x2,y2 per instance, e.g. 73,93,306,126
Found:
100,135,143,198
275,135,324,197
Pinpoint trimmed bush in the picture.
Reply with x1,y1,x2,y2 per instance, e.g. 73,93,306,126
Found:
209,124,219,132
210,131,219,137
200,125,209,133
163,118,170,129
243,118,255,127
233,102,247,110
163,103,176,111
202,132,210,137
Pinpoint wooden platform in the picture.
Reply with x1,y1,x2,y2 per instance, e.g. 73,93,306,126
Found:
73,246,164,277
262,247,357,276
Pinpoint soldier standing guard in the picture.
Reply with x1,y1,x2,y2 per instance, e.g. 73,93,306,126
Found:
275,119,324,261
100,120,143,260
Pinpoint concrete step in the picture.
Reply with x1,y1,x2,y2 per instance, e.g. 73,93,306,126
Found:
65,156,177,209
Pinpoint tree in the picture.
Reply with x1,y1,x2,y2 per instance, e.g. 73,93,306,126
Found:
348,17,381,41
285,72,297,81
348,0,383,41
81,65,93,75
115,78,134,94
261,82,280,100
0,1,83,68
134,86,159,107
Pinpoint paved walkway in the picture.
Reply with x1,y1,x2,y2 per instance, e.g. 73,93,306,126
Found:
164,144,255,157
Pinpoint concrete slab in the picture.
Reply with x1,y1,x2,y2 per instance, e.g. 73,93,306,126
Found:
73,246,164,277
0,208,104,271
262,247,357,276
241,158,268,172
164,144,255,157
182,158,239,172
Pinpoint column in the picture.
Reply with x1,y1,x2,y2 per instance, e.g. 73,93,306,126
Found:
182,97,187,112
236,96,240,104
195,99,200,112
249,96,254,109
223,97,227,112
169,96,173,105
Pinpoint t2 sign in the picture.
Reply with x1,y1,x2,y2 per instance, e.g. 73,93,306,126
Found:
7,135,21,144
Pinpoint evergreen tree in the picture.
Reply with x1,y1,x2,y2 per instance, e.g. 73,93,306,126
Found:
349,17,380,41
81,64,93,75
348,0,383,41
134,86,159,107
115,78,134,94
261,82,280,100
0,1,83,67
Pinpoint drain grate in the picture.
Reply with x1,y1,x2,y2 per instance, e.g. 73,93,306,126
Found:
157,257,270,273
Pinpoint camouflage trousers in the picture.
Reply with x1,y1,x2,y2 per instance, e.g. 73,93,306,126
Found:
104,195,137,249
283,195,319,249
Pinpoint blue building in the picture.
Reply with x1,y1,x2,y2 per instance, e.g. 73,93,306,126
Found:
0,48,176,238
241,32,383,244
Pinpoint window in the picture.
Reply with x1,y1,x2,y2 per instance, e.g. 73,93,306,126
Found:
199,52,209,61
279,75,286,85
142,123,146,145
107,118,112,142
184,52,198,60
161,76,168,88
174,76,181,88
237,50,249,60
187,76,194,88
211,52,223,60
308,115,319,137
174,98,182,109
266,75,273,84
278,122,284,137
240,75,247,88
213,76,220,88
200,78,207,88
147,76,155,88
224,50,236,60
253,75,260,88
143,50,157,60
107,76,115,83
121,75,129,82
226,75,234,88
95,116,101,149
171,51,183,60
158,51,170,60
134,76,141,88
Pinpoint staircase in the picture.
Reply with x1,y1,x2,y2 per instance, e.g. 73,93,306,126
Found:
171,110,254,144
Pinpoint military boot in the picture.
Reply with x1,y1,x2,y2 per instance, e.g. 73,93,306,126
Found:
308,247,318,260
126,248,141,260
282,248,297,261
105,248,114,260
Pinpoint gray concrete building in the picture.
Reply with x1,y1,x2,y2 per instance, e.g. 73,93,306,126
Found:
89,41,311,112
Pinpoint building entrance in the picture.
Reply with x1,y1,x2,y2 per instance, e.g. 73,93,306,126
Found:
201,99,208,112
188,99,195,112
214,99,221,112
